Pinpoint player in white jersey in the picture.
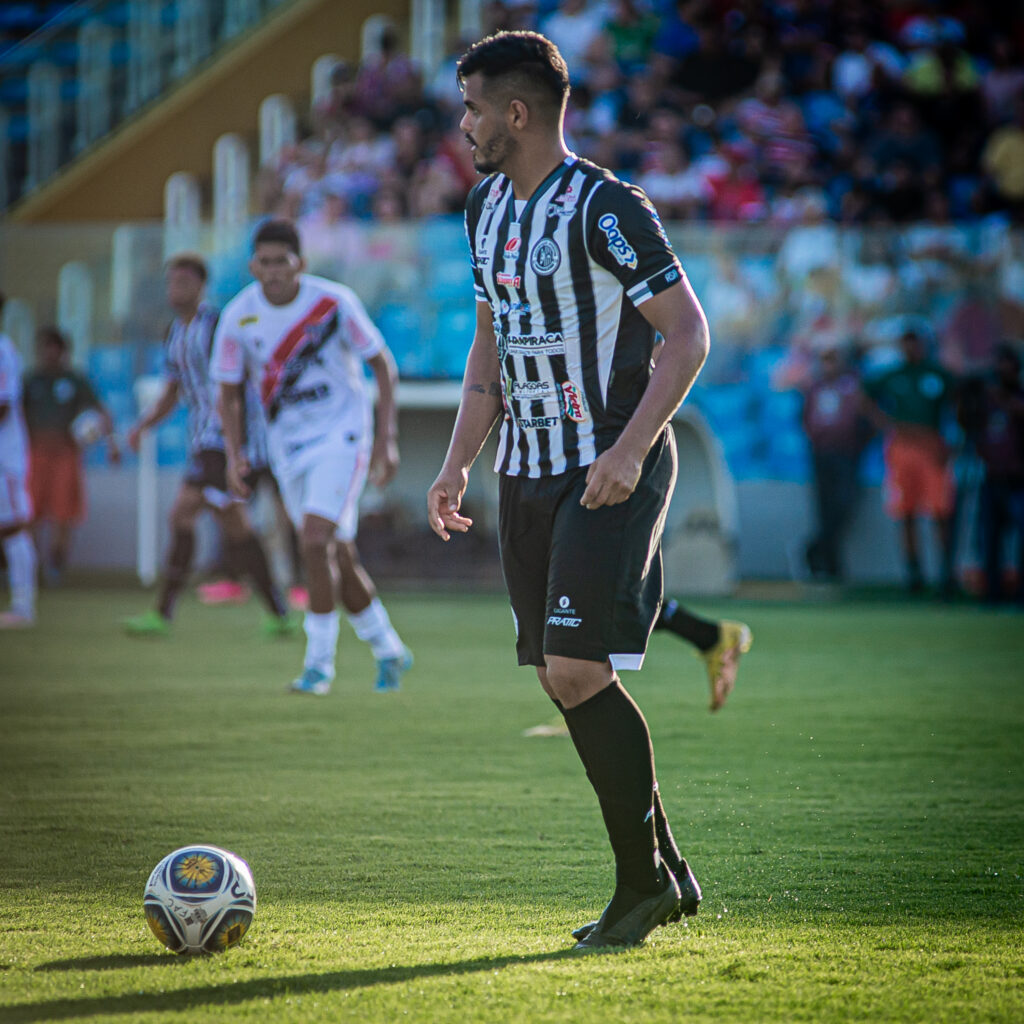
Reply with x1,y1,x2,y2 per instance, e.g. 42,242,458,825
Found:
0,293,37,628
122,253,295,638
211,219,411,695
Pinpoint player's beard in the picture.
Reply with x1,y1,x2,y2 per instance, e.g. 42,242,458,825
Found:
472,127,517,175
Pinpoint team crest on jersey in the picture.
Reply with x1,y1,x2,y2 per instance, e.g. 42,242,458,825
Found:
597,213,638,269
239,315,258,326
561,380,588,422
530,238,561,276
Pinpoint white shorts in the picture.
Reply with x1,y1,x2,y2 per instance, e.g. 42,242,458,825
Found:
0,466,32,529
275,434,369,541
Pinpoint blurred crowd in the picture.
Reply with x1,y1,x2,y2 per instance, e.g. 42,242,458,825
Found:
256,0,1024,234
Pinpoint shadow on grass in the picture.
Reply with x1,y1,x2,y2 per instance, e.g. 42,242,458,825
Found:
34,953,184,972
8,948,581,1021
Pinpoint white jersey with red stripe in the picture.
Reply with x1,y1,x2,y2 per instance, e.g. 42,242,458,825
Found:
210,274,384,471
0,333,28,474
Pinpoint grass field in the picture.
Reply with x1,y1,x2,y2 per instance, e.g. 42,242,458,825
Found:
1,586,1023,1023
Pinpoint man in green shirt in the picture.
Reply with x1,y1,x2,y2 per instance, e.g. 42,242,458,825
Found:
863,329,958,595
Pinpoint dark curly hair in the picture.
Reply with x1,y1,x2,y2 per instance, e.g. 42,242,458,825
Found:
457,31,569,119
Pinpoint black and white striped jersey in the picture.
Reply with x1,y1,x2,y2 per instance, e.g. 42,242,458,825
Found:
464,155,686,478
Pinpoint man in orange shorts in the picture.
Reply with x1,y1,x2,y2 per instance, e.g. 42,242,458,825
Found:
864,329,958,595
22,327,120,584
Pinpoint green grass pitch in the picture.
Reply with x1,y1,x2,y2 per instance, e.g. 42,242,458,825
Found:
1,587,1022,1023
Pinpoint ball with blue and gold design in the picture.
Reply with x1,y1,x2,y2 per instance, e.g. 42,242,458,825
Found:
143,845,256,954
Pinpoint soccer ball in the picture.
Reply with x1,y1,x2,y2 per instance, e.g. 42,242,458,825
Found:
70,408,104,446
143,845,256,954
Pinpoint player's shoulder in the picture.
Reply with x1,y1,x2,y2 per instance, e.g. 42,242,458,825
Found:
301,273,362,311
466,173,507,217
219,283,261,325
576,159,648,206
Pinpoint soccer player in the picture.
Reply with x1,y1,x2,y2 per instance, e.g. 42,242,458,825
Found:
0,294,36,628
211,219,411,694
427,32,710,950
22,326,120,585
123,253,294,637
652,602,752,712
863,329,958,596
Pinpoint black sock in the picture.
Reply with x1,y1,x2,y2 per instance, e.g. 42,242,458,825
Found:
557,698,683,883
158,528,195,619
655,599,720,652
227,535,287,617
562,682,661,896
652,782,683,878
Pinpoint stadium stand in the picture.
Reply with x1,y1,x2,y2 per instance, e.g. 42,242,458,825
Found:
2,0,1024,500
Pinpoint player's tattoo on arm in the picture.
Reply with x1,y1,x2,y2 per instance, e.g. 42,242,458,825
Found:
465,381,502,396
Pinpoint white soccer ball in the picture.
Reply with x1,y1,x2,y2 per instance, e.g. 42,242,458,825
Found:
143,845,256,954
70,408,105,446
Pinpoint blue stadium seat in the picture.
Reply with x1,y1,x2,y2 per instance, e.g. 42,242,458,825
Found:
692,382,755,430
715,420,767,481
156,407,189,467
375,303,431,377
745,345,788,390
430,306,475,378
88,345,133,392
765,427,811,482
141,342,165,376
759,388,803,427
426,258,473,303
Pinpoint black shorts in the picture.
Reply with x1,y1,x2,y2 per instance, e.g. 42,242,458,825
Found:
183,449,266,506
498,428,677,670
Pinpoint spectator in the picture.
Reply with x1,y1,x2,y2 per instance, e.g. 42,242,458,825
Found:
540,0,607,82
862,329,959,596
602,0,659,75
22,327,120,585
959,343,1024,605
982,95,1024,219
352,23,423,130
981,36,1024,127
636,139,710,220
801,345,871,583
310,60,357,145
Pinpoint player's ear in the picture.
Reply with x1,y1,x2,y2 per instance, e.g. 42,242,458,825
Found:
296,255,307,274
248,255,260,278
508,98,529,130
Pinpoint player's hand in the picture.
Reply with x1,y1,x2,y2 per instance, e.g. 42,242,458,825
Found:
370,435,399,488
427,466,473,541
126,425,142,452
226,454,252,499
579,443,644,510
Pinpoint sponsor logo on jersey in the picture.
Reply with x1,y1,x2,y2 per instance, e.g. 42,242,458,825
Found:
597,213,638,269
499,299,531,317
547,184,579,219
484,178,504,210
517,415,560,429
561,380,588,422
666,268,680,282
503,237,522,257
496,272,522,288
239,315,258,326
546,615,582,627
217,336,243,375
506,378,557,400
547,594,581,627
530,237,561,276
503,332,565,356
